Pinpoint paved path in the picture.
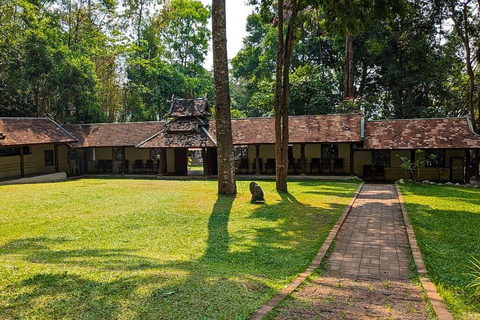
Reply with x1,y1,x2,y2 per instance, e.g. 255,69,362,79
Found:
273,184,430,319
329,184,410,279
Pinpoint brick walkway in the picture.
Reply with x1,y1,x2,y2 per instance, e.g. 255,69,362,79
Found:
329,184,410,279
272,184,429,319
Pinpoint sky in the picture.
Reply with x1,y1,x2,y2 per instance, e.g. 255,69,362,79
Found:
199,1,254,69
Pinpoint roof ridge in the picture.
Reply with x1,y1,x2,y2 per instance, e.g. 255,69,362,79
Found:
62,121,167,126
231,113,363,121
367,116,468,122
47,118,78,142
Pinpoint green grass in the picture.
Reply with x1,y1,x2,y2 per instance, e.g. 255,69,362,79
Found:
400,183,480,319
0,178,359,319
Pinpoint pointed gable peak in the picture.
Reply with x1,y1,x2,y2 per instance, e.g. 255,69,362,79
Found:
168,96,211,118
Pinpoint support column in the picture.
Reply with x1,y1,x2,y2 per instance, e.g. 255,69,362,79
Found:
202,148,208,176
466,149,471,184
475,150,479,180
204,148,211,176
255,145,260,175
54,144,59,173
300,144,306,175
349,143,355,174
83,148,89,173
121,147,126,174
410,149,416,180
19,146,25,178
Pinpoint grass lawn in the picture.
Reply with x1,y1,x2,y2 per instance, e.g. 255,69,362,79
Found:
0,178,359,319
400,183,480,319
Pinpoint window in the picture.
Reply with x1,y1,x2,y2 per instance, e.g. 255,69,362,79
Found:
372,150,390,167
85,148,95,161
288,145,294,159
321,144,339,159
44,150,54,166
0,147,31,157
113,147,123,161
234,146,248,160
425,149,445,167
151,149,162,160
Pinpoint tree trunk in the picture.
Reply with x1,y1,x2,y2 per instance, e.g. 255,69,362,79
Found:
344,33,354,98
274,0,286,191
274,0,303,192
212,0,236,195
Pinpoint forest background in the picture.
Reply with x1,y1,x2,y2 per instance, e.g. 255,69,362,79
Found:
0,0,479,130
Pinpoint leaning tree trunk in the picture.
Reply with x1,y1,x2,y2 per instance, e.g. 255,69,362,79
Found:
344,32,355,98
450,2,478,180
212,0,236,195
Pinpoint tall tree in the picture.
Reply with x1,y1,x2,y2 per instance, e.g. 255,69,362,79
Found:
212,0,236,195
274,0,305,191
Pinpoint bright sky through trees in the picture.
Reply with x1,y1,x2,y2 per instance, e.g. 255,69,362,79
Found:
200,0,253,69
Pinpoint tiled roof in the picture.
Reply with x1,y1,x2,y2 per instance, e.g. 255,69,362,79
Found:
138,114,363,148
63,122,166,148
169,98,211,117
231,114,362,145
0,117,77,147
363,117,480,149
139,120,216,148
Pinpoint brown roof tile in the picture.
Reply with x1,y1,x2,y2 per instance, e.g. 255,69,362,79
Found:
169,98,211,117
138,114,362,148
139,120,216,148
63,122,166,148
231,114,362,145
363,117,480,149
0,117,77,147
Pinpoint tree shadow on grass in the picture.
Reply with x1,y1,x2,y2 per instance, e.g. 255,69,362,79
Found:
0,190,351,319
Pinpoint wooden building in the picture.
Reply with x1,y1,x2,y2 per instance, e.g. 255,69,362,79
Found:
1,98,480,182
0,118,76,179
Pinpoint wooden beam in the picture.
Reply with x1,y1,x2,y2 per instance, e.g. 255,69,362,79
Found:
300,144,306,175
54,144,59,173
349,143,355,175
465,149,471,184
19,147,25,178
121,147,126,174
202,148,208,176
410,149,416,180
83,148,89,173
475,150,479,180
255,145,260,175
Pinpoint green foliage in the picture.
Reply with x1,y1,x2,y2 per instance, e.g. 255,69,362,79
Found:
396,150,436,182
162,0,211,67
467,257,480,297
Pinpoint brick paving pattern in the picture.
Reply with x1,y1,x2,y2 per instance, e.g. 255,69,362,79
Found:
272,184,430,319
329,184,410,279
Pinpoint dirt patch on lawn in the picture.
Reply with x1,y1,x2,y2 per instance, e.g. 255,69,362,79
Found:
272,273,429,320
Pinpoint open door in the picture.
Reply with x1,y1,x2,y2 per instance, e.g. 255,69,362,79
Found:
207,148,218,175
450,157,464,182
174,148,188,175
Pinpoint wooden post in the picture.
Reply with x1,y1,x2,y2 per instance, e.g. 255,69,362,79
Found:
83,148,89,173
300,144,306,175
410,149,416,180
349,143,355,175
255,145,260,175
54,144,59,173
475,150,479,180
19,146,25,178
121,147,126,174
465,149,471,184
204,148,211,176
202,148,208,175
